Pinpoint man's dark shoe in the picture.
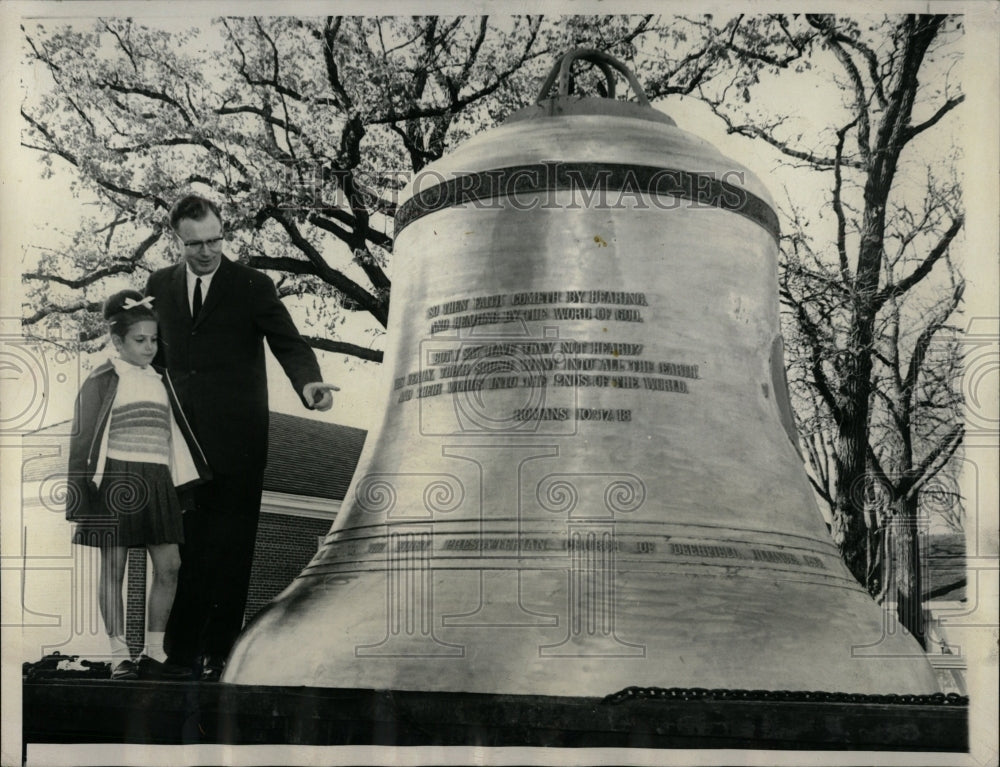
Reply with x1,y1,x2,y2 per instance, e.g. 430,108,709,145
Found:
200,656,224,682
138,655,195,680
111,658,138,680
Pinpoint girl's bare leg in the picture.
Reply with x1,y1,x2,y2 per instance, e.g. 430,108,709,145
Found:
99,545,134,676
98,545,128,639
146,543,181,632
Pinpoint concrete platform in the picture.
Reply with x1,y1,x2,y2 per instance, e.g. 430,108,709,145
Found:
23,679,968,751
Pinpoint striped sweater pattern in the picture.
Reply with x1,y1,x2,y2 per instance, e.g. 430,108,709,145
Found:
107,357,171,466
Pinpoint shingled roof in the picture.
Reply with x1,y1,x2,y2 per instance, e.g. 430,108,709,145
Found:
21,413,367,502
262,412,366,500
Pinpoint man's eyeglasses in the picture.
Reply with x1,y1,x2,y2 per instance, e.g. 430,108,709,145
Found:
182,236,224,251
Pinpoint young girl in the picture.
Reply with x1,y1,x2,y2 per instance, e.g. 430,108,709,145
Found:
66,290,210,680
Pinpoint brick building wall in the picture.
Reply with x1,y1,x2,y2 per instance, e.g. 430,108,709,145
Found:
245,511,331,622
125,548,147,655
121,512,331,654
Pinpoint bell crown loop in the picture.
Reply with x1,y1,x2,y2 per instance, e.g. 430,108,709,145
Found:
509,48,673,126
536,48,651,106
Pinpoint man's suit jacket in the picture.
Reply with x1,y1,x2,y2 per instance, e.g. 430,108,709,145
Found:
146,256,322,474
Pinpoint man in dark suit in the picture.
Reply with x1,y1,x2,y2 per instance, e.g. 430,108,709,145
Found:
146,194,335,680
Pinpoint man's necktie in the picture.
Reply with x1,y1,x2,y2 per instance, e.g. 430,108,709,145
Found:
193,277,203,321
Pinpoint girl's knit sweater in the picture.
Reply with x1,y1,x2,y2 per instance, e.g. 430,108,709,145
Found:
106,357,171,466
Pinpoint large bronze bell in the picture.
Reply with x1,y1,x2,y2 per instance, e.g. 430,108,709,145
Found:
224,50,939,695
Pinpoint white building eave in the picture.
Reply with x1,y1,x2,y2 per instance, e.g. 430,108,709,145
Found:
260,490,340,520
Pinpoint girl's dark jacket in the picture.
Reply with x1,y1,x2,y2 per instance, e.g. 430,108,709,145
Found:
65,359,212,521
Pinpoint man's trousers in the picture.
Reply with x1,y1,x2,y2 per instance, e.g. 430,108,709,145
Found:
164,470,265,666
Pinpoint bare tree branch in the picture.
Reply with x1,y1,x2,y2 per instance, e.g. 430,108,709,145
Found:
702,99,866,169
21,110,168,212
874,215,964,309
904,94,965,141
100,19,138,74
23,228,163,289
23,300,103,326
367,18,544,125
302,335,384,362
96,79,194,126
902,424,964,500
259,206,388,326
807,14,873,164
901,281,965,413
833,117,859,284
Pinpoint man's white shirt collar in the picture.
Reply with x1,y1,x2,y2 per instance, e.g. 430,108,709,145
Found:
186,262,220,312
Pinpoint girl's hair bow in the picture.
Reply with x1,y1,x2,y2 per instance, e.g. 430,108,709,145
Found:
122,296,155,311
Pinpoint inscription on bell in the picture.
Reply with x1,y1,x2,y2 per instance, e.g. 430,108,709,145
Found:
392,290,703,416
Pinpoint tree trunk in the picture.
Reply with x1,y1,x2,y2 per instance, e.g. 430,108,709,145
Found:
888,495,926,648
832,493,869,587
866,512,887,600
833,379,872,587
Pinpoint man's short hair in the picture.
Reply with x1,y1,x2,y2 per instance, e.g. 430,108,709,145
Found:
169,194,223,230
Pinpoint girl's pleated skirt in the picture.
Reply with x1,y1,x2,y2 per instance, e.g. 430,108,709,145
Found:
73,458,184,548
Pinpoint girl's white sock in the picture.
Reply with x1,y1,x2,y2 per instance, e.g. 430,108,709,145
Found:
108,634,130,664
145,630,167,662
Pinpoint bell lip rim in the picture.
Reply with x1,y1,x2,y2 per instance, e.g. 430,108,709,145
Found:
506,96,677,127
